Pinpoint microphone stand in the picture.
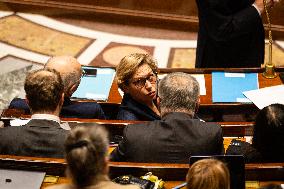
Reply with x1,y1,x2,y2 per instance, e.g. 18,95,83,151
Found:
262,0,277,78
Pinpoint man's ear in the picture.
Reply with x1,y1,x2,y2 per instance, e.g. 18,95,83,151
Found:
103,156,109,174
25,96,30,106
156,96,161,107
68,84,78,97
25,96,32,113
60,93,65,106
195,98,200,114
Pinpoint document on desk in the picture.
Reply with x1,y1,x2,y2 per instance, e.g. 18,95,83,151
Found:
212,72,259,103
243,85,284,109
72,67,115,101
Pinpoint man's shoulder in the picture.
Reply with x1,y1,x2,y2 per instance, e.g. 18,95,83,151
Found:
195,120,222,135
64,101,101,109
9,98,28,109
61,100,105,119
0,126,24,145
0,126,22,134
126,120,157,129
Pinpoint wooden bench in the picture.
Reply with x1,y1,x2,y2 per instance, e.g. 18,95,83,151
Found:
0,155,283,189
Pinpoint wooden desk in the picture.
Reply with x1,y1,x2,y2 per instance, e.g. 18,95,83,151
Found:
101,68,284,121
103,68,284,105
1,68,283,121
0,155,283,189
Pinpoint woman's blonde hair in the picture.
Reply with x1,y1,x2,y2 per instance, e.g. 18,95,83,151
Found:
187,159,230,189
116,53,158,90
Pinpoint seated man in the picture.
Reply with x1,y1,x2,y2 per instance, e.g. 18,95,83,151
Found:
110,72,224,163
0,69,68,158
9,56,105,119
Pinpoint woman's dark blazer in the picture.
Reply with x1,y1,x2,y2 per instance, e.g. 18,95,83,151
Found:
116,94,160,121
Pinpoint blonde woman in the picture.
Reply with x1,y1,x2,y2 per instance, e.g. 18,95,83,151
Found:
116,53,160,121
187,159,230,189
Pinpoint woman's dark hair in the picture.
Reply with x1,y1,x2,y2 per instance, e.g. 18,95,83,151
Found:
65,124,109,187
252,103,284,162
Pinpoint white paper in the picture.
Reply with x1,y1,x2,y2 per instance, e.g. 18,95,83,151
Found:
158,74,206,95
85,93,107,100
243,85,284,109
10,119,30,126
225,73,245,78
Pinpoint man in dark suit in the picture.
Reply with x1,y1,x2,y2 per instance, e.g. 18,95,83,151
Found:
9,56,105,119
110,72,224,163
195,0,274,68
0,69,68,158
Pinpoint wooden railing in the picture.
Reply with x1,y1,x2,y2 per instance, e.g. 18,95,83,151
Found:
0,108,254,137
0,155,284,181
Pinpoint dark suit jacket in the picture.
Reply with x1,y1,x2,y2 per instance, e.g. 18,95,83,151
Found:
0,119,68,158
116,94,160,121
226,139,262,163
9,98,105,119
195,0,264,68
226,139,284,163
110,112,224,163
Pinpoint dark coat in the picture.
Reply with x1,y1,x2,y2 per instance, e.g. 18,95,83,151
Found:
116,94,160,121
9,98,105,119
226,139,284,163
111,112,224,163
226,139,262,163
195,0,264,68
0,119,68,158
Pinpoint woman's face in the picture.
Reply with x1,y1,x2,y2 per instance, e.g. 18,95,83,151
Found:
124,63,157,104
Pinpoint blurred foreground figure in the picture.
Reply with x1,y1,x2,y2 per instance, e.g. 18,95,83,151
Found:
47,125,139,189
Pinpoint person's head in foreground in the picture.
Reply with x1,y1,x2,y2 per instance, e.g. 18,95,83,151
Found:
65,124,109,187
24,68,64,115
187,159,230,189
158,72,200,117
116,53,159,108
45,56,82,98
253,103,284,162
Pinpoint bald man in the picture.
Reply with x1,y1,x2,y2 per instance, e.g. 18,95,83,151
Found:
45,56,82,98
9,56,105,119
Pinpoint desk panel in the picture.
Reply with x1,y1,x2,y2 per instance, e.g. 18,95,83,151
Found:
0,155,283,189
104,68,283,121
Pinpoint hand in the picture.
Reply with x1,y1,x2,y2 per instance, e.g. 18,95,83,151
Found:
254,0,274,13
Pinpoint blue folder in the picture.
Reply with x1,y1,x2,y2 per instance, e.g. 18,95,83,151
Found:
212,72,259,103
72,67,115,101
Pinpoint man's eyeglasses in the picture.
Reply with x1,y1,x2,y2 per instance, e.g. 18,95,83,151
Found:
131,73,157,88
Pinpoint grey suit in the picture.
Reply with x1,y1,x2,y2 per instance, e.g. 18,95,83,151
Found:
0,119,68,158
110,112,224,163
